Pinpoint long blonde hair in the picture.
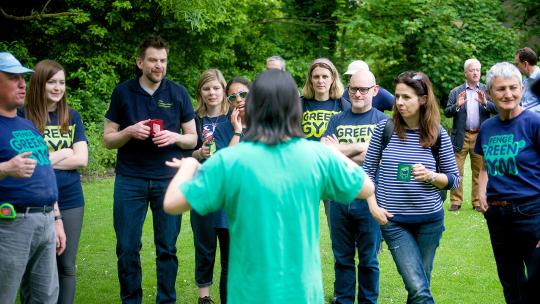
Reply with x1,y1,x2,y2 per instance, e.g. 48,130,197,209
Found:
195,69,229,117
301,58,344,100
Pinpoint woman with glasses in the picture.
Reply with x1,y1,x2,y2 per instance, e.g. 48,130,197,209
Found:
363,71,460,303
301,58,349,141
214,76,251,148
190,69,230,304
22,59,88,304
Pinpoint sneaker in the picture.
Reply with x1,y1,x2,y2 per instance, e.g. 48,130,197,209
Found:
198,296,215,304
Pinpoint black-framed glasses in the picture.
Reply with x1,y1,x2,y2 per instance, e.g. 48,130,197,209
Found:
349,85,375,95
227,91,248,103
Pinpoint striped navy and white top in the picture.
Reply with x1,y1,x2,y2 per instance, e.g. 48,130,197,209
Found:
363,120,460,224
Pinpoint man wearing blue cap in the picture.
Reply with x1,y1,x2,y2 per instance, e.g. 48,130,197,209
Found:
0,52,65,303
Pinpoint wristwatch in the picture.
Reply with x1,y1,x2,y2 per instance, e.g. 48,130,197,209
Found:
429,171,437,183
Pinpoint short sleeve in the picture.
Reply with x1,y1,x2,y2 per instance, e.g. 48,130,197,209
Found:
322,115,338,138
105,86,122,124
179,154,227,215
376,87,395,111
178,87,196,123
321,148,366,203
474,131,484,156
70,110,87,143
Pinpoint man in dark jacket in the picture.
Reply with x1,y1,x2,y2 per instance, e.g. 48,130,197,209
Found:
444,58,497,211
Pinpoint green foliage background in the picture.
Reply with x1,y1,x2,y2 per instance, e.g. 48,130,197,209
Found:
1,0,536,175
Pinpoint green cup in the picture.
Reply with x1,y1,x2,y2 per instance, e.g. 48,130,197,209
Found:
396,163,413,182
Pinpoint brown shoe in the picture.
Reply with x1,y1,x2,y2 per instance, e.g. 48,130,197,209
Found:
474,206,482,212
448,204,461,211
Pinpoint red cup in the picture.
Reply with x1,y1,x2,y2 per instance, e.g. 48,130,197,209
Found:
146,119,163,137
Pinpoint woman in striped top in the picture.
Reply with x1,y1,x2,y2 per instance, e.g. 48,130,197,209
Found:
363,71,460,304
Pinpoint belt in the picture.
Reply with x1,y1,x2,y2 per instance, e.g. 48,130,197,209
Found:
13,205,54,214
466,128,480,134
488,200,513,207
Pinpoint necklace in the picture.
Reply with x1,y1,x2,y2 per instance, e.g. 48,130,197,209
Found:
207,115,222,132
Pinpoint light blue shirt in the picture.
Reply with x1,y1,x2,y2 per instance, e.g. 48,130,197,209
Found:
465,84,481,130
521,66,540,114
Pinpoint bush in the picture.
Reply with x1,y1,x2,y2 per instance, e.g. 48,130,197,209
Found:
82,122,116,178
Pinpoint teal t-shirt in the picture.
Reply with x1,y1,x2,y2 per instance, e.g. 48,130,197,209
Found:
180,138,365,303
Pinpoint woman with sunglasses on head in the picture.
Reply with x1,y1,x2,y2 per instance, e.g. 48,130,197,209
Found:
22,59,88,304
363,71,460,303
301,58,350,141
190,69,230,304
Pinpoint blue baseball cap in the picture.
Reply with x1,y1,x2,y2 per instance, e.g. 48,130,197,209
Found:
0,52,33,74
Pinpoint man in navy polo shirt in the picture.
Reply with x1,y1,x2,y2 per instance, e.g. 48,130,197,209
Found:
104,37,197,304
322,69,387,304
0,52,66,303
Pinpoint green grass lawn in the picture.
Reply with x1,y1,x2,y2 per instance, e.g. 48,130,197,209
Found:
75,160,504,303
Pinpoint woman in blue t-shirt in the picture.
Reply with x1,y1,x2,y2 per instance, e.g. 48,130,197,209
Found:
301,58,349,141
24,59,88,304
363,71,459,304
190,69,230,304
474,62,540,304
217,76,251,148
301,58,348,234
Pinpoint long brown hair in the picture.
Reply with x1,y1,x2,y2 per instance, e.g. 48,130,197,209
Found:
392,71,440,148
195,69,229,117
301,58,344,100
26,60,69,134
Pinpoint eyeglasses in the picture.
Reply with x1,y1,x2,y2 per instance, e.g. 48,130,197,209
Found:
227,91,248,103
349,86,375,95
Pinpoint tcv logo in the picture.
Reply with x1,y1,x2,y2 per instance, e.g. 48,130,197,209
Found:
157,100,172,109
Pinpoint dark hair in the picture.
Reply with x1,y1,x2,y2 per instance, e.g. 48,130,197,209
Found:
244,70,303,145
138,36,169,59
26,59,70,134
516,47,538,66
392,71,440,148
226,76,251,94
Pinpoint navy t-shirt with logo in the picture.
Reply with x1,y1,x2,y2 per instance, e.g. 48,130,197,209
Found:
323,107,387,207
302,98,350,141
323,108,388,144
0,115,58,207
105,78,195,179
44,109,87,210
474,110,540,201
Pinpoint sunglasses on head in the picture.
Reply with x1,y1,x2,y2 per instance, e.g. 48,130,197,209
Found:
398,71,427,95
227,91,248,103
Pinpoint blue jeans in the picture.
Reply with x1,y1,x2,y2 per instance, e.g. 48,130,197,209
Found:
330,200,380,304
113,175,181,304
484,199,540,304
380,219,444,304
190,210,230,302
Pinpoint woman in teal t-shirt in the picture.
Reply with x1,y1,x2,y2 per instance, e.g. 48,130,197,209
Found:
163,70,375,304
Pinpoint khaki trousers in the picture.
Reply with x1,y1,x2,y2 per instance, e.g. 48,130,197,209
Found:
450,131,482,207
